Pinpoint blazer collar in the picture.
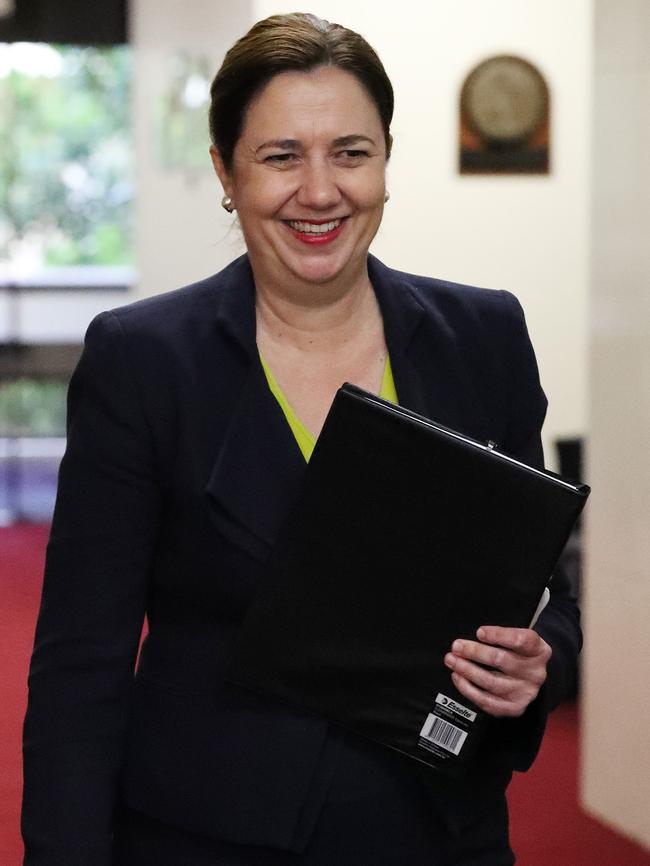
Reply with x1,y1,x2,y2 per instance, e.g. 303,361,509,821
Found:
369,255,489,437
210,253,427,366
367,254,427,412
213,254,257,360
210,252,426,359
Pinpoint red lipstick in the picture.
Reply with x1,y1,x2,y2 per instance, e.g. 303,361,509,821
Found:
286,219,346,245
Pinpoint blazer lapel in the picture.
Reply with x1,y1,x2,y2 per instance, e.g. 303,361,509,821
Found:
369,255,491,441
206,361,307,563
205,256,307,563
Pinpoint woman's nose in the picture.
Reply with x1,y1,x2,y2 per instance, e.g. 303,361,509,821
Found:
295,160,341,210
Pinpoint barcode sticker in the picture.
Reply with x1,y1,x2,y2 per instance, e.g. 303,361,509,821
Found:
419,713,468,755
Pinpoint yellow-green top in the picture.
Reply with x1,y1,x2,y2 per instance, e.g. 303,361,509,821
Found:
260,354,399,462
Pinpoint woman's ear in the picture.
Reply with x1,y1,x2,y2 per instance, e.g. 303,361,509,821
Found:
209,146,234,199
386,134,393,160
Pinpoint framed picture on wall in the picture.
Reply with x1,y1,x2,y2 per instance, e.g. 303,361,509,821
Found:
459,55,550,175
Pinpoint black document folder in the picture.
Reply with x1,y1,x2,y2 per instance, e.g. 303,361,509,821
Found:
228,384,590,774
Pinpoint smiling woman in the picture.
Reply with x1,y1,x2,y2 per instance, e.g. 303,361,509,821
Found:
21,12,582,866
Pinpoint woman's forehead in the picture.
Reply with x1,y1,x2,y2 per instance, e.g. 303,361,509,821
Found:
239,67,383,144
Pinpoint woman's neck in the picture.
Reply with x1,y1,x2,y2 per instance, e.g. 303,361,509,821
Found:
254,268,382,358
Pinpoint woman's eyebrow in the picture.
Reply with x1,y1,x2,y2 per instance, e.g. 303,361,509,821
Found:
332,134,376,147
255,134,376,155
256,138,300,154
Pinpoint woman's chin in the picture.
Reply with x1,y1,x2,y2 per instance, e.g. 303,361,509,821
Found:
285,251,361,288
294,265,342,286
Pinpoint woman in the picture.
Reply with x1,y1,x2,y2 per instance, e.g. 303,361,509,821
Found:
22,13,580,865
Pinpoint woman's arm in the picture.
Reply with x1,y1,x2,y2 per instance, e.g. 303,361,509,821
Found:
22,311,163,865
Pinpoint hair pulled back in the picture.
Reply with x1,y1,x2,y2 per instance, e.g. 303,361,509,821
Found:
209,13,394,171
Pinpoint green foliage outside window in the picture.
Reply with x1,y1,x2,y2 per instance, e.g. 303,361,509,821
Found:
0,44,133,269
0,379,67,437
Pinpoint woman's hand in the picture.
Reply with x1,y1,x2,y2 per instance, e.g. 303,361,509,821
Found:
443,626,552,718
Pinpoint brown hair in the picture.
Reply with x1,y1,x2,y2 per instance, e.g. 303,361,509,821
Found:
209,12,394,171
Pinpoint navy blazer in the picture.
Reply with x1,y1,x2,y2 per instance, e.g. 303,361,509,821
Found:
22,254,581,864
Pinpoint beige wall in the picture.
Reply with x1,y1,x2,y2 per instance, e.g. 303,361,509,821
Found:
130,0,249,297
581,0,650,848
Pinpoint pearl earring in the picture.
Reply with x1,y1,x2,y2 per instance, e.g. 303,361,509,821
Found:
221,195,235,213
384,191,390,203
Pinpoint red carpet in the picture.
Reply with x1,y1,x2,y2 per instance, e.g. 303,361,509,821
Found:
1,524,50,866
508,703,650,864
2,524,649,865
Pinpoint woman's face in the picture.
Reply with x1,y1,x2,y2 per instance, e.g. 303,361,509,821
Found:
211,66,388,290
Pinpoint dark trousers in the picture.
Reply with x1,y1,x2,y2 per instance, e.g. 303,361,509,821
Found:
113,735,515,866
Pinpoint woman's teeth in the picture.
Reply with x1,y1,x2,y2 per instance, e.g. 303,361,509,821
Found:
288,219,342,234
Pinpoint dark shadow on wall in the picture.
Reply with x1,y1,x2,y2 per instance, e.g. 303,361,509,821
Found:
0,0,127,45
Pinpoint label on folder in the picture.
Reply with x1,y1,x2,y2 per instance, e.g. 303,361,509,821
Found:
418,693,478,760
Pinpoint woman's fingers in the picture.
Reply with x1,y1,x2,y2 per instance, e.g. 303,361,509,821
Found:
443,626,552,717
449,670,540,717
476,625,551,658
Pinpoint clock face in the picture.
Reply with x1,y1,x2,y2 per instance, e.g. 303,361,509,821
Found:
462,56,548,144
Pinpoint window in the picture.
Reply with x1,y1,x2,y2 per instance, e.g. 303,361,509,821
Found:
0,43,133,522
0,42,133,282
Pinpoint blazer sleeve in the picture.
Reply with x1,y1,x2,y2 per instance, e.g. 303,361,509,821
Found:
22,311,163,865
486,291,582,772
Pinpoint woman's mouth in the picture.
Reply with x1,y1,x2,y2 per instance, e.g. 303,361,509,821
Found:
285,217,347,245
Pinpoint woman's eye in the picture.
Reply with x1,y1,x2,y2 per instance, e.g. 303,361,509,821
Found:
266,153,296,165
337,149,370,162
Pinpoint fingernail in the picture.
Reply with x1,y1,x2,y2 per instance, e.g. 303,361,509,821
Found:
477,628,486,641
452,640,464,653
444,653,455,668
